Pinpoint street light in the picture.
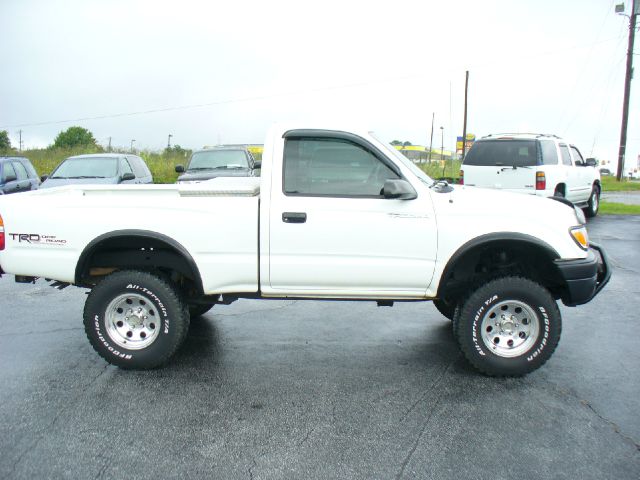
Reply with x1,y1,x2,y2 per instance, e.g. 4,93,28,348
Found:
440,126,445,178
130,139,136,152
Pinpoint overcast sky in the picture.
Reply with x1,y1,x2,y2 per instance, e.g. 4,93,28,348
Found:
1,0,638,169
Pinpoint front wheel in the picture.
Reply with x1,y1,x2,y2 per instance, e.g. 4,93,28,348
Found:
584,184,600,218
83,270,190,369
455,277,561,376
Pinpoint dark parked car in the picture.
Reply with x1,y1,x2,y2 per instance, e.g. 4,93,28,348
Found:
0,156,40,194
40,154,153,188
175,146,259,184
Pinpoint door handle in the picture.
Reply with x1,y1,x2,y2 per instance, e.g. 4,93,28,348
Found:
282,212,307,223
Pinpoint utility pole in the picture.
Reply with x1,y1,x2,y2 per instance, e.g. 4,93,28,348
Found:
18,130,23,151
440,126,445,177
428,112,435,164
461,71,470,160
107,137,112,152
130,139,136,152
167,134,173,149
616,0,637,181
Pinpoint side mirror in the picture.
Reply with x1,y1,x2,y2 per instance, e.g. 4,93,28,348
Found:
585,158,597,167
4,174,17,183
383,179,417,200
121,173,135,182
253,160,262,170
40,174,49,182
175,165,185,173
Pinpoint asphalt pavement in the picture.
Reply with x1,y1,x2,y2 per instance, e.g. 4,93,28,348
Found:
0,215,638,479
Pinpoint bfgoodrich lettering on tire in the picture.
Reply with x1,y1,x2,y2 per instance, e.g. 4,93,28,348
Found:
83,270,189,369
456,276,561,376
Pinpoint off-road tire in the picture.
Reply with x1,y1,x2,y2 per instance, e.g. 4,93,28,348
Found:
83,270,190,369
456,276,561,377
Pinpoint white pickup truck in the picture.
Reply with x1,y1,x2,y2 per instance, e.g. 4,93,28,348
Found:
0,125,610,376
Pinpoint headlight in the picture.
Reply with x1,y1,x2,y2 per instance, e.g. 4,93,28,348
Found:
574,206,586,225
570,226,589,250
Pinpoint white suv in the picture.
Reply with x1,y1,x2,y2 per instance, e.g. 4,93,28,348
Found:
460,133,601,217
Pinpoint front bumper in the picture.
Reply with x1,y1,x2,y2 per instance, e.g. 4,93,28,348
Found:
556,242,611,306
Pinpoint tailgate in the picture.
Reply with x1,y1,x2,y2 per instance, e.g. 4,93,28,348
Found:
463,165,536,193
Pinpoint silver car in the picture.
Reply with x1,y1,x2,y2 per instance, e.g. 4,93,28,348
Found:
41,154,153,188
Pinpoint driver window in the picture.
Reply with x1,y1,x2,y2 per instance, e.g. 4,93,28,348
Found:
120,158,134,176
2,162,17,182
570,146,585,166
283,138,399,196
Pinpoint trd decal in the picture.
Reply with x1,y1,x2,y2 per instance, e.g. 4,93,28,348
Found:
9,233,67,245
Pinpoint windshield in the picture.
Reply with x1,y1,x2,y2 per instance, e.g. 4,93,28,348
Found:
463,139,539,167
51,157,118,178
188,150,249,170
369,133,434,186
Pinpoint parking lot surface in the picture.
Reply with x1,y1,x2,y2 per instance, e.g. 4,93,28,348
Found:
0,215,638,479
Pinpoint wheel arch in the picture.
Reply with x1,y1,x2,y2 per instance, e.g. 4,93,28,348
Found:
75,229,204,294
436,233,563,300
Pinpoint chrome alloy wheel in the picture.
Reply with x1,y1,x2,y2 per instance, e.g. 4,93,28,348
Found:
480,300,540,358
591,189,599,212
105,293,160,350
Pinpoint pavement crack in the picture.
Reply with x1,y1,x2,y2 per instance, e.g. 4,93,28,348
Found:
297,426,316,447
399,356,456,423
542,379,640,451
247,459,257,480
579,399,640,451
93,460,108,480
395,357,457,480
5,363,110,476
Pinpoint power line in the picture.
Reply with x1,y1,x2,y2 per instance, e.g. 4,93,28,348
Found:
0,36,627,130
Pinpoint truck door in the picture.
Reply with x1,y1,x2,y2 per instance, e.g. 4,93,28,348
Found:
12,161,32,191
569,146,593,203
267,132,437,297
1,162,20,194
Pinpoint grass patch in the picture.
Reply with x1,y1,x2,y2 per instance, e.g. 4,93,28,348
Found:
418,160,462,180
601,176,640,192
599,201,640,215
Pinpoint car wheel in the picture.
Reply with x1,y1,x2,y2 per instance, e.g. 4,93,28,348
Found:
456,276,561,376
553,187,564,198
584,185,600,218
83,270,189,369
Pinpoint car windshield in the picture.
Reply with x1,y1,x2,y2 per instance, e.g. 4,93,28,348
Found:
463,139,539,167
188,150,249,170
369,133,434,186
51,157,118,178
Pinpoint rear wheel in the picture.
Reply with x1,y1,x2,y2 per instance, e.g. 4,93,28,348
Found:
455,276,561,376
83,270,189,369
584,184,600,218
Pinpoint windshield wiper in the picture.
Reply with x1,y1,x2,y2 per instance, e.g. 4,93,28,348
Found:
65,176,105,179
500,165,531,171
